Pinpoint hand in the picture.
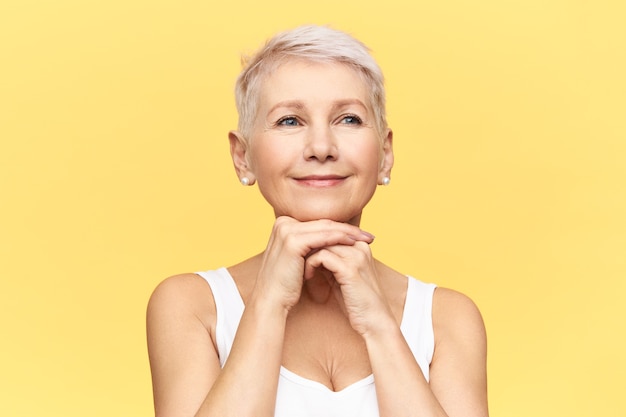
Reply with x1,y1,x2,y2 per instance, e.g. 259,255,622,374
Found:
303,241,394,337
252,216,375,311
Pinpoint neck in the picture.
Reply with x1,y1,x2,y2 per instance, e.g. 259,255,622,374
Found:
302,268,336,304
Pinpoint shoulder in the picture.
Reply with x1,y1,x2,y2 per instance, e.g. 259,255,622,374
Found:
148,273,213,308
432,287,483,318
147,273,216,331
147,273,223,415
429,288,489,414
432,287,486,350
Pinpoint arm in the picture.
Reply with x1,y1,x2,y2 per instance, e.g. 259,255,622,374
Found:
304,244,488,417
146,274,223,417
365,288,488,417
147,217,376,417
147,273,289,417
196,291,289,417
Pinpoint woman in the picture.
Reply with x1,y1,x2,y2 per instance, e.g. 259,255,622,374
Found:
147,25,488,417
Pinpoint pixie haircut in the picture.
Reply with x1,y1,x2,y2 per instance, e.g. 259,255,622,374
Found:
234,25,387,140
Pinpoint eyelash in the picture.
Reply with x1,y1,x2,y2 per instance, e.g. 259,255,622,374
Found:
340,114,362,125
276,116,300,126
275,114,363,127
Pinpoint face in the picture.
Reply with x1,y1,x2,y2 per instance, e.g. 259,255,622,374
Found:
231,60,393,225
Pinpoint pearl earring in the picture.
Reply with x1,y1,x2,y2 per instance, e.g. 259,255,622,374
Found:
382,177,390,186
240,177,250,186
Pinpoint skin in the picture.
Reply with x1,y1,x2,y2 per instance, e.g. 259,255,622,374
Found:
147,60,488,417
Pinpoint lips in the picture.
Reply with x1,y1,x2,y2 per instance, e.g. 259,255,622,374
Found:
294,174,347,187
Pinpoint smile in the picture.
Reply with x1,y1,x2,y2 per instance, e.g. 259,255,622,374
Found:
294,175,347,187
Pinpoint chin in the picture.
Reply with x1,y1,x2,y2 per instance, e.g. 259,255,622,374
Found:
278,208,362,225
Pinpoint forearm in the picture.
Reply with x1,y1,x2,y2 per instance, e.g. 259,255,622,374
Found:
365,325,448,417
195,298,288,417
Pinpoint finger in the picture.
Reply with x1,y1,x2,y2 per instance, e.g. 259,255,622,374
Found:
298,219,375,245
303,245,361,279
271,218,375,258
304,248,341,280
275,217,375,243
304,242,374,281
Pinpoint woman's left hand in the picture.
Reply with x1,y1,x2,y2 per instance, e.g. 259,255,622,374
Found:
303,241,394,337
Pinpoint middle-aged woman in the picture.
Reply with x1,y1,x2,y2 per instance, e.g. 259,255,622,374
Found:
147,25,488,417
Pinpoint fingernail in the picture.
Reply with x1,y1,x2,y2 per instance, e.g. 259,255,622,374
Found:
360,230,375,240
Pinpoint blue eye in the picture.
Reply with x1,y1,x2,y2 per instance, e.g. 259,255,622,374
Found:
341,115,362,125
278,116,299,126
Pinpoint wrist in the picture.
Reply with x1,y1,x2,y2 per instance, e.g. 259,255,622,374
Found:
247,290,292,320
360,312,401,344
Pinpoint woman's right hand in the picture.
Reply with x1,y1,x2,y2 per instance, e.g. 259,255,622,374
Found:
252,216,375,311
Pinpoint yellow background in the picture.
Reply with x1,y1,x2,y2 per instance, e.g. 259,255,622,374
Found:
1,0,624,416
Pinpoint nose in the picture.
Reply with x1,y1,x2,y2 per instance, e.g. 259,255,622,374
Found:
303,124,338,161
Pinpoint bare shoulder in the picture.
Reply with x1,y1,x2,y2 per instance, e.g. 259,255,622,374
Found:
433,287,484,332
149,272,213,301
433,288,487,356
147,273,216,331
147,273,222,416
430,288,489,416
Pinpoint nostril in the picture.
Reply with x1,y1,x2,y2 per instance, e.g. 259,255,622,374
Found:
306,152,337,162
303,128,338,161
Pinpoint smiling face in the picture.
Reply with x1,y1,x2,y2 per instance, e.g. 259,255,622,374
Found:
230,59,393,225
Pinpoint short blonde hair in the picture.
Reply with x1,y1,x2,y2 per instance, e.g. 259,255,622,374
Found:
234,25,387,139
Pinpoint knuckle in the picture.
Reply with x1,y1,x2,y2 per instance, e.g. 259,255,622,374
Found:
282,232,297,246
273,218,291,237
274,216,288,229
319,218,334,228
354,243,371,259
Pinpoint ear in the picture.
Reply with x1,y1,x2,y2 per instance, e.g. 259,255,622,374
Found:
378,129,394,184
229,130,256,185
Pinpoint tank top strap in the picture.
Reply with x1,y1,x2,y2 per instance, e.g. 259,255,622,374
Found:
196,268,245,367
400,276,437,381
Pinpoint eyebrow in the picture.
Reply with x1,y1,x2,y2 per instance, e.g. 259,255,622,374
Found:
268,100,306,114
267,98,368,115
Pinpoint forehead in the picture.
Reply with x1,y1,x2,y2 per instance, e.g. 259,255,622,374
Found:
256,59,371,112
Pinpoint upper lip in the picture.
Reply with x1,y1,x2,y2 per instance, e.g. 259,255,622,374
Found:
294,174,347,180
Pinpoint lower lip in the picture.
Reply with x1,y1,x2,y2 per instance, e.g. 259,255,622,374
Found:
296,178,345,187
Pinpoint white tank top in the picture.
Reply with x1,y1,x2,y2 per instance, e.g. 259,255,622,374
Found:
197,267,436,417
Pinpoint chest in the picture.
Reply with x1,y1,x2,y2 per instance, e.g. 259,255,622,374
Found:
281,301,372,392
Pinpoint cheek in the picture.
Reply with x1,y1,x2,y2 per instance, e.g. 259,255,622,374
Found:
248,140,271,173
249,143,290,180
358,142,384,172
